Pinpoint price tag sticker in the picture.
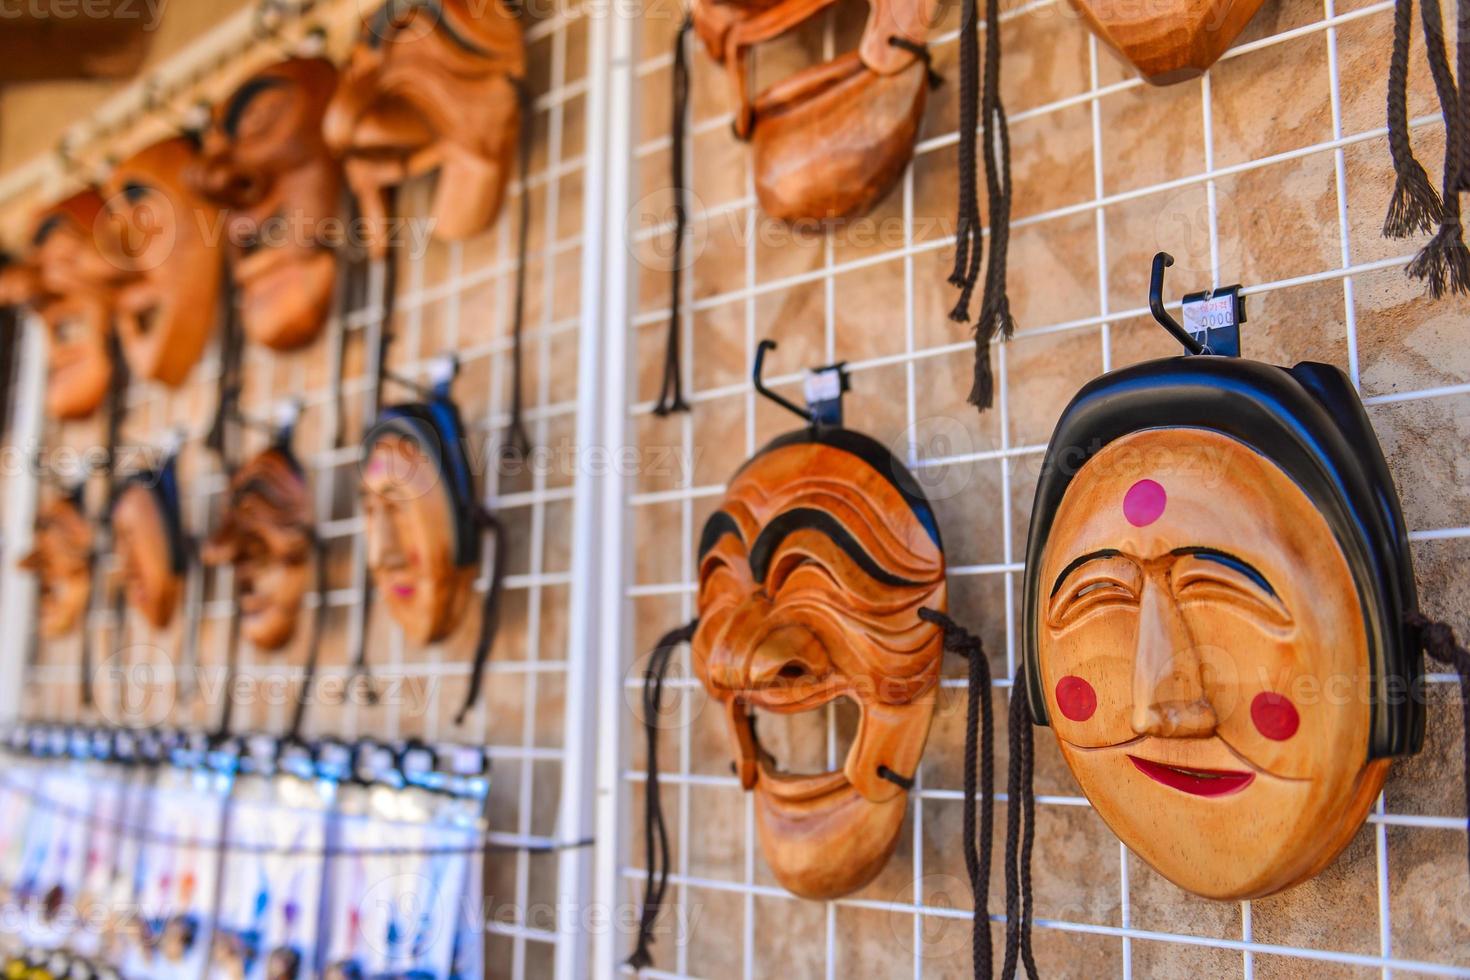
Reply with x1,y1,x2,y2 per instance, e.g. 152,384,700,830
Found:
802,363,850,426
1181,285,1245,357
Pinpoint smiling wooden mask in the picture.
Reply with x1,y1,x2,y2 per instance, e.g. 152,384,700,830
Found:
189,58,342,351
101,137,223,386
1071,0,1265,83
691,0,938,221
0,191,118,420
360,398,480,646
323,0,526,258
111,459,187,631
202,446,313,651
19,495,93,639
1023,355,1422,900
694,426,946,898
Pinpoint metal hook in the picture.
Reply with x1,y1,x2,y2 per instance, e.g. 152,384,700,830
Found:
1149,253,1206,356
752,340,813,423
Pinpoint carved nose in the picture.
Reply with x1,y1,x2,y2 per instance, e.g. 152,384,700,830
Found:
1131,576,1217,738
748,625,830,689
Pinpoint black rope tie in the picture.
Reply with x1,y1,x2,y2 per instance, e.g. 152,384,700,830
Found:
1384,0,1443,237
453,509,509,726
1405,611,1470,883
1404,0,1470,295
503,79,536,462
287,533,328,742
83,332,131,712
627,618,698,971
1001,665,1038,980
888,36,945,90
919,608,995,980
971,0,1015,412
653,14,694,418
948,0,983,325
877,764,916,790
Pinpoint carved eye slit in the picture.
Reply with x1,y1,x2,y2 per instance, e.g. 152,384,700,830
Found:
1050,574,1138,626
767,551,830,595
1172,556,1290,628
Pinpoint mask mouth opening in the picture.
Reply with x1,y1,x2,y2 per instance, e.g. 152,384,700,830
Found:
743,695,860,785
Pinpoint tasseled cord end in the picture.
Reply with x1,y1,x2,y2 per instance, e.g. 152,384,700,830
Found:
1404,611,1470,885
1384,159,1443,239
967,298,1016,412
1406,218,1470,298
627,619,700,972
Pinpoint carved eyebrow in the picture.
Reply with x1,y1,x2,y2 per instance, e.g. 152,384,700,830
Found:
223,76,288,138
1170,546,1278,598
697,511,744,562
368,0,491,56
121,182,151,204
32,215,64,247
748,507,925,588
1050,549,1125,598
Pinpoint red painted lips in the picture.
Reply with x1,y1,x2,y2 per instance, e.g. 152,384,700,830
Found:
1128,755,1255,797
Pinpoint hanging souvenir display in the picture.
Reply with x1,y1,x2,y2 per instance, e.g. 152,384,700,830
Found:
0,191,118,420
358,361,506,723
1070,0,1265,83
99,136,224,387
322,0,526,256
202,441,314,652
210,739,278,980
110,452,187,630
630,344,998,970
189,57,343,351
1382,0,1470,296
19,491,93,640
689,0,939,221
1008,256,1470,934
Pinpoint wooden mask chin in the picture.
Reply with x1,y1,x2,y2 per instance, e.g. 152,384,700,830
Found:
694,427,947,899
111,462,186,631
360,401,480,647
203,446,313,651
19,496,93,639
189,58,342,351
1069,0,1264,83
0,192,118,420
101,137,223,386
691,0,938,221
1023,356,1422,900
323,0,526,258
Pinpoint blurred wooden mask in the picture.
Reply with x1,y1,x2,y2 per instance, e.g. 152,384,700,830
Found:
694,426,946,898
101,137,224,386
692,0,938,220
189,58,342,350
19,494,93,639
323,0,526,258
203,446,313,651
0,192,118,420
111,459,186,630
1071,0,1265,83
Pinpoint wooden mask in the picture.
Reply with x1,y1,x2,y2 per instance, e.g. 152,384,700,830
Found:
19,494,93,639
691,0,938,220
360,398,480,646
101,137,223,386
1070,0,1265,83
1023,355,1422,900
0,192,117,420
323,0,526,258
694,426,946,898
189,58,342,350
111,457,187,630
202,446,312,651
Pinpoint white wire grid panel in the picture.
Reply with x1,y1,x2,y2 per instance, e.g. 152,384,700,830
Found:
604,0,1470,975
16,4,604,978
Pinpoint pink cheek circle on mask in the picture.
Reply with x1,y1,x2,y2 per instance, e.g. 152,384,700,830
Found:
1250,690,1300,740
1056,675,1098,722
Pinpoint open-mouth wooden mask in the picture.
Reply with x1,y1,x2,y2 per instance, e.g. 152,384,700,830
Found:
101,137,223,386
189,58,342,351
111,456,187,630
202,445,313,651
19,494,93,639
360,397,481,646
1023,354,1422,900
1071,0,1265,83
0,191,118,420
694,425,946,898
322,0,526,258
691,0,939,220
